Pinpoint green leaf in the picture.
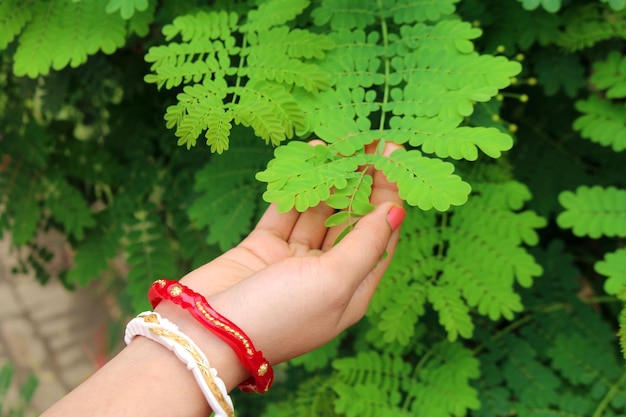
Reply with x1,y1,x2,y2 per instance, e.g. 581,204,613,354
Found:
188,141,271,251
427,283,474,341
243,54,331,93
105,0,149,19
518,0,561,13
369,149,471,211
590,51,626,99
397,20,482,54
13,0,127,77
557,186,626,238
256,141,360,212
387,116,514,160
0,0,34,50
66,221,123,286
387,0,460,24
573,95,626,152
161,10,239,42
406,341,481,416
311,0,378,30
595,248,626,295
124,207,177,312
246,27,335,60
44,175,96,241
532,47,585,97
241,0,310,33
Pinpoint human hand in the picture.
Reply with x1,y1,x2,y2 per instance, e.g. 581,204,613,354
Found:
41,142,405,417
155,141,405,386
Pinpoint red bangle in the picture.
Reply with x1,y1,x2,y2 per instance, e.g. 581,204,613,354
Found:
148,279,274,393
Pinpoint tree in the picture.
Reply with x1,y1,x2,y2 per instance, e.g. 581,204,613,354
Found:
1,1,626,415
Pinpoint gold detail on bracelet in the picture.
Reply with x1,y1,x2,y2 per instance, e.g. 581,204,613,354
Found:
149,326,235,417
258,363,268,377
154,279,166,288
142,313,159,323
170,284,183,297
195,301,254,357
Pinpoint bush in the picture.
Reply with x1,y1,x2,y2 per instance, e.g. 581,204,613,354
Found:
1,0,626,415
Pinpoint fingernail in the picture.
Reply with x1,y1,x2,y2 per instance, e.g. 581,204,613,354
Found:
387,206,406,231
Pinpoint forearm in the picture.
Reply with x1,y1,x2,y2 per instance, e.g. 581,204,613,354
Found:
42,302,248,417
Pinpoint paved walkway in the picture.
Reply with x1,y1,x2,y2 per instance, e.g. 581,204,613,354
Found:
0,236,119,416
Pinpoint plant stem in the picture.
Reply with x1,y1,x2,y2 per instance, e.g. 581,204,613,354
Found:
376,0,391,132
592,370,626,417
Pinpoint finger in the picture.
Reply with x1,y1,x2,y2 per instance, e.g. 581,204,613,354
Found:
370,142,403,207
321,202,405,293
322,142,404,250
253,203,300,241
287,201,335,251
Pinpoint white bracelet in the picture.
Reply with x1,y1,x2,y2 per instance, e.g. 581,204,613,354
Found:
125,311,235,417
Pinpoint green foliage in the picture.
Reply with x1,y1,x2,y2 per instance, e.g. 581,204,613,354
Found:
573,52,626,152
557,186,626,238
2,0,626,416
145,3,322,152
6,0,155,78
0,363,38,417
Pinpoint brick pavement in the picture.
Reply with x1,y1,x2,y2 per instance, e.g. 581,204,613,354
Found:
0,236,118,416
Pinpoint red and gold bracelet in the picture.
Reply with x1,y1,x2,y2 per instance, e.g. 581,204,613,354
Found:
148,279,274,393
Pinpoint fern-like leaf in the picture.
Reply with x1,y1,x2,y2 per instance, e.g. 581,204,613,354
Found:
602,0,626,10
332,351,412,417
396,20,482,54
146,6,326,151
518,0,561,13
245,27,335,60
498,334,562,409
370,177,544,342
557,186,626,238
558,4,626,51
311,0,378,30
260,375,337,417
369,149,471,211
0,171,40,245
66,220,123,286
573,95,626,152
591,51,626,99
532,47,586,97
13,0,128,77
188,139,272,251
595,248,626,295
105,0,149,20
405,341,481,416
388,48,521,123
124,206,176,312
427,283,475,341
162,10,239,42
387,0,460,24
243,54,330,93
241,0,310,33
387,116,513,160
257,141,360,212
43,175,95,240
0,0,34,50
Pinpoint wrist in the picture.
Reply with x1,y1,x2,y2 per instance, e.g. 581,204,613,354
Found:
154,300,249,392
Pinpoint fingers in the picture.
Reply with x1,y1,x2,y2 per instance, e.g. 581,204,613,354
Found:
253,203,300,241
369,142,403,207
286,201,335,252
322,202,405,294
323,141,403,249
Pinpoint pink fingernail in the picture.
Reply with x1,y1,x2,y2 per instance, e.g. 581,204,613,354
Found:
387,206,406,231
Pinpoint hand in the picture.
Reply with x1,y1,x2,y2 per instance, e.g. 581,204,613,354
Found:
156,141,405,373
42,142,406,417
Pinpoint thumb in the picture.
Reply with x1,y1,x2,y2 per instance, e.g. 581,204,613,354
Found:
323,202,405,283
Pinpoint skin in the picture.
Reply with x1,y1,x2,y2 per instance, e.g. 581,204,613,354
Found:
41,143,405,417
